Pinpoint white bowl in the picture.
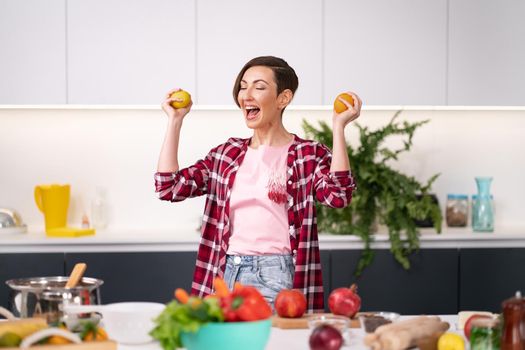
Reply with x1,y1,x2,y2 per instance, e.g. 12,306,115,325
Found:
64,301,165,344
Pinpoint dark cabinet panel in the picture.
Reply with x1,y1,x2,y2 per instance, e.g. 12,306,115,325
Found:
330,249,459,315
65,252,197,304
320,250,331,311
459,248,525,312
0,253,64,309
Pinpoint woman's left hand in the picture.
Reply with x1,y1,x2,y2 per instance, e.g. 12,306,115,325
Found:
332,91,362,128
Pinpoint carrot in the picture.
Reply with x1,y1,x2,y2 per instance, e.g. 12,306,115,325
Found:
213,277,230,297
174,288,190,304
233,282,244,292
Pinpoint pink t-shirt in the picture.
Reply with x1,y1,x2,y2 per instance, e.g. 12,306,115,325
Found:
227,141,292,255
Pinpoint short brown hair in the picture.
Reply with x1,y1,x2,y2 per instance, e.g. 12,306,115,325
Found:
232,56,299,107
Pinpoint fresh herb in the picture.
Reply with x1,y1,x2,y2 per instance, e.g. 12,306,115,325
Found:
150,296,224,350
303,110,442,275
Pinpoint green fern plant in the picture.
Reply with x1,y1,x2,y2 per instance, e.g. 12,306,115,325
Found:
303,110,442,275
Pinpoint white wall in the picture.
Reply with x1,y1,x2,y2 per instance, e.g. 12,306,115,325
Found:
1,0,524,106
1,106,524,232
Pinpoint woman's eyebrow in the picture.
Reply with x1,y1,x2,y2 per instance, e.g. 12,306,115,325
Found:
240,79,269,85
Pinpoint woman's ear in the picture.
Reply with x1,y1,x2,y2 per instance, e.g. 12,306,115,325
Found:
278,89,293,110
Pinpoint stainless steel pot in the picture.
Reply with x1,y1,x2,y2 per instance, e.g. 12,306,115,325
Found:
5,276,103,324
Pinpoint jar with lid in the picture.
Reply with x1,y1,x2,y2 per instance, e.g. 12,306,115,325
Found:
446,194,468,227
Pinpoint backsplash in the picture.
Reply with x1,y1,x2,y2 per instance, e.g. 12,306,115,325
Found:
1,105,524,232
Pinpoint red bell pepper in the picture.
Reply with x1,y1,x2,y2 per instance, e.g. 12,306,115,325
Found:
213,277,272,322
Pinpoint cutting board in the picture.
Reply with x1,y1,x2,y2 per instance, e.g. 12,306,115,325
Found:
4,341,117,350
272,313,360,329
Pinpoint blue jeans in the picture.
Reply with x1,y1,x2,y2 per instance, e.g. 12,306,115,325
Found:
223,255,294,308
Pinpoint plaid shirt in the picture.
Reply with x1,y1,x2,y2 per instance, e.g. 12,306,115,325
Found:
155,134,355,312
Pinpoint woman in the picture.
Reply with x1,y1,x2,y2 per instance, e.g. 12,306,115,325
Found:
155,56,361,312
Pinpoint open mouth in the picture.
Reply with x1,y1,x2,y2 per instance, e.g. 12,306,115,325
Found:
245,106,261,120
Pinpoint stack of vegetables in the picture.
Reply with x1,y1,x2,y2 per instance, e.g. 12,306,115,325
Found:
150,277,272,349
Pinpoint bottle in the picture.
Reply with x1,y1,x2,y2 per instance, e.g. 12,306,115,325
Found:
91,187,108,230
472,177,494,232
501,291,525,350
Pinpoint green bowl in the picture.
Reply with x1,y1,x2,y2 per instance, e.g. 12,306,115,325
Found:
181,319,271,350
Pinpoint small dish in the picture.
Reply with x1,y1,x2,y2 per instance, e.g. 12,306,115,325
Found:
62,312,102,332
308,314,350,342
358,312,400,333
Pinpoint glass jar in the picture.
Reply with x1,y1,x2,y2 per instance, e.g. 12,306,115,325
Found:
446,194,468,227
470,317,501,350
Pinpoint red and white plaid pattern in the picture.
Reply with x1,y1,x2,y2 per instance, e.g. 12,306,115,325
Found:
155,134,355,312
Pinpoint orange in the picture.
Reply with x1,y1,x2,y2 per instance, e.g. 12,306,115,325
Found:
169,90,192,109
333,93,354,113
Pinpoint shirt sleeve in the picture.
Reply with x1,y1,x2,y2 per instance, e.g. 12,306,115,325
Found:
154,151,212,202
313,144,356,208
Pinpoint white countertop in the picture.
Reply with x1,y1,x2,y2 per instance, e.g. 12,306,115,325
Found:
1,227,525,253
118,315,459,350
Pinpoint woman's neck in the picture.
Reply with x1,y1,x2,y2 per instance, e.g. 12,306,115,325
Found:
250,125,293,148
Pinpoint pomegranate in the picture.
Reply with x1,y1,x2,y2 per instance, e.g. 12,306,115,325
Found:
275,289,307,318
309,324,343,350
328,284,361,318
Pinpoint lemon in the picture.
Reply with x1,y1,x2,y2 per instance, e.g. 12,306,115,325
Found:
437,332,465,350
0,331,22,347
170,90,192,109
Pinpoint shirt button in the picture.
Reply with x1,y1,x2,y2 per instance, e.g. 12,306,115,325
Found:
288,180,292,185
233,256,242,265
293,249,297,254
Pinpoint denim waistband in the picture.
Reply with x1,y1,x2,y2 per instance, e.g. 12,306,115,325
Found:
226,254,293,270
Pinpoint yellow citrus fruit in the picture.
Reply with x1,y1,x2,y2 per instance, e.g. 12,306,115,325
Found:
333,93,355,114
169,90,192,109
437,332,465,350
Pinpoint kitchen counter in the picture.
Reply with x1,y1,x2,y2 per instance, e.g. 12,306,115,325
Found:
1,227,525,253
118,315,459,350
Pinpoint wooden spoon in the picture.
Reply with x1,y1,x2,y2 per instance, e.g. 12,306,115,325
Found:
65,263,87,288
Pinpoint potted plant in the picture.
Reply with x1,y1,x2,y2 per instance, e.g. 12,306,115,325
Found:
303,111,442,275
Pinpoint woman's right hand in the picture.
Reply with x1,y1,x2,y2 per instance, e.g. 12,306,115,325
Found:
161,88,193,121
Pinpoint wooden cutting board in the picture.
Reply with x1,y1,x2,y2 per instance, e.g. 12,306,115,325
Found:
272,313,360,329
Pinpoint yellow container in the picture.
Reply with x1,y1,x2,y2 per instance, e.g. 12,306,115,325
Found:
34,184,95,237
34,184,70,231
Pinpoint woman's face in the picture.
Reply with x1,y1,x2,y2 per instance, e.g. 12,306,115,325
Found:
237,66,284,129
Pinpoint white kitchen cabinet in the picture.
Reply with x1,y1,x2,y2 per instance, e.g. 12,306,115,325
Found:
67,0,196,104
323,0,448,106
448,0,525,106
196,0,323,105
0,0,66,104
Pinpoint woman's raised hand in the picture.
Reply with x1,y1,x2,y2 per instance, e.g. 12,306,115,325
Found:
332,91,362,129
161,88,193,121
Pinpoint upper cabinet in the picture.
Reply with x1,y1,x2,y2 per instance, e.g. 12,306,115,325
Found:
67,0,195,104
0,0,67,104
448,0,525,106
196,0,323,105
324,0,447,106
0,0,524,106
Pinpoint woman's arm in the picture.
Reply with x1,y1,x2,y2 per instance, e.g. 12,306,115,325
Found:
157,88,193,172
330,92,362,172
